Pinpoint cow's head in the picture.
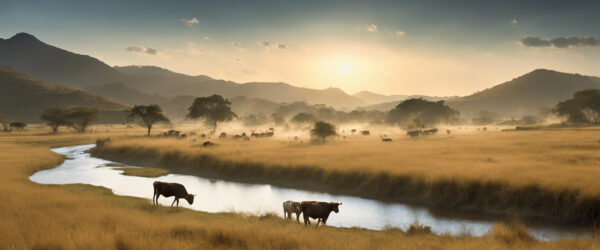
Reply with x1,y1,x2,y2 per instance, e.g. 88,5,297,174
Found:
186,194,196,205
292,202,302,213
331,202,342,213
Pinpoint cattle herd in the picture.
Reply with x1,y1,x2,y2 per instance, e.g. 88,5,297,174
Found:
153,181,342,227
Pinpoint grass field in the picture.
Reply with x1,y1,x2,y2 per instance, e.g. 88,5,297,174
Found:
116,167,170,177
0,125,599,249
92,127,600,225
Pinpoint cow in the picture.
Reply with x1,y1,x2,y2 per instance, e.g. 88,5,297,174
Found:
407,130,421,137
219,132,227,139
381,138,392,142
361,130,370,135
300,201,342,226
282,200,302,223
153,181,195,207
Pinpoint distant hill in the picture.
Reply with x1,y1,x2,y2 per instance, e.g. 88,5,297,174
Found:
446,69,600,117
357,95,456,111
0,33,365,108
353,91,408,105
0,67,128,123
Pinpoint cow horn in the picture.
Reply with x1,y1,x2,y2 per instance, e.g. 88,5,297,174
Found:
190,194,196,196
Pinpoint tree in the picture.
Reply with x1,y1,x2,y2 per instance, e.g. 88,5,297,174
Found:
127,105,170,136
187,95,236,132
9,122,26,131
386,98,459,128
0,113,9,132
553,89,600,124
67,107,99,132
291,112,317,124
310,121,337,143
40,107,70,133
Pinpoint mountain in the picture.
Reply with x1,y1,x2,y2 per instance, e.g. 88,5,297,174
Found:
0,33,121,87
353,91,408,105
0,33,365,108
357,95,457,111
446,69,600,117
0,67,128,123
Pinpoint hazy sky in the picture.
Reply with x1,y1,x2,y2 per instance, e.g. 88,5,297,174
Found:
2,0,599,96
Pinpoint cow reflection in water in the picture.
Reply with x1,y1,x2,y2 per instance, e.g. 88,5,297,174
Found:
300,201,342,226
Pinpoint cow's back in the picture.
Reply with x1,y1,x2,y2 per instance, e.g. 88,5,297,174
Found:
154,181,187,197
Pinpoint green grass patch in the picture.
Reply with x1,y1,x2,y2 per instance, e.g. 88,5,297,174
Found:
116,167,169,178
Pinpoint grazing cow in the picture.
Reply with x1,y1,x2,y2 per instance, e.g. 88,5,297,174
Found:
446,129,451,135
282,200,302,223
351,129,356,134
381,138,392,142
300,201,342,226
219,132,227,139
202,141,216,147
407,130,421,137
153,181,195,207
361,130,370,135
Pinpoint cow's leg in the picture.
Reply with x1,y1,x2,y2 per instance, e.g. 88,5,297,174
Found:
283,209,286,219
316,218,321,226
303,214,309,225
176,198,180,207
155,194,160,205
171,198,177,207
295,213,300,223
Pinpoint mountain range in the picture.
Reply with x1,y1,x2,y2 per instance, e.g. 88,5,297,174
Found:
1,32,599,121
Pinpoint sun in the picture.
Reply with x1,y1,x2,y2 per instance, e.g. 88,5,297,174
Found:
339,64,353,75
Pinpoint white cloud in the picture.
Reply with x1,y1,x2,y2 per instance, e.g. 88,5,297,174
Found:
181,17,199,27
257,40,288,50
203,36,211,40
365,24,378,32
511,19,518,25
125,46,158,55
395,30,406,36
277,43,288,49
232,42,244,49
258,40,271,49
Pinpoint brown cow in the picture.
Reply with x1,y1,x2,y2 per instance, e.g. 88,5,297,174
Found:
300,201,342,226
153,181,195,207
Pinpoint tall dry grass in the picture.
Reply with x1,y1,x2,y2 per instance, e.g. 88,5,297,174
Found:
92,128,600,224
0,127,597,249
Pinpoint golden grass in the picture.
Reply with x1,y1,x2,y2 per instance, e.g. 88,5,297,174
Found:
92,127,600,224
116,167,170,177
0,125,598,249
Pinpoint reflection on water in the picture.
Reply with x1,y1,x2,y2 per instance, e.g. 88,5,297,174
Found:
30,144,588,240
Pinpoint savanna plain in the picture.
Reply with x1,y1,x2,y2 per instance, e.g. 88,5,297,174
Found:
2,125,600,249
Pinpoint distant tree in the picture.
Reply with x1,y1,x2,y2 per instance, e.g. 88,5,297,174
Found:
67,107,99,132
9,122,26,131
0,113,9,132
291,112,317,124
472,110,500,125
127,105,170,136
310,121,337,143
241,113,269,126
40,107,70,133
553,89,600,124
386,98,459,128
187,95,236,132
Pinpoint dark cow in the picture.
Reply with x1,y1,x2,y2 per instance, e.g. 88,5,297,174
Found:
361,130,370,135
300,201,342,226
407,130,421,137
381,138,392,142
153,181,195,207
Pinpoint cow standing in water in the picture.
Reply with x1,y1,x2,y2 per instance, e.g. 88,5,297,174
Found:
300,201,342,226
153,181,195,207
282,200,302,223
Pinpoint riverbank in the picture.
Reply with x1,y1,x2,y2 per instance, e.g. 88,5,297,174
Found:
91,128,600,226
0,128,596,249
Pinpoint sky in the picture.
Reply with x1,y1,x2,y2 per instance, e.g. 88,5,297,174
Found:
1,0,600,96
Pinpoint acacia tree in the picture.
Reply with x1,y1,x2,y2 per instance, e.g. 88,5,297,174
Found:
187,95,236,132
127,104,170,136
310,121,337,143
553,89,600,124
386,98,459,128
9,122,26,131
67,107,98,132
291,112,317,124
40,107,70,133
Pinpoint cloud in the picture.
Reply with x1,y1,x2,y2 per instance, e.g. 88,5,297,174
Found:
258,40,271,49
277,43,288,49
125,46,158,55
365,24,378,32
520,36,600,48
203,36,211,40
232,42,244,49
181,17,199,27
395,30,406,36
511,19,518,25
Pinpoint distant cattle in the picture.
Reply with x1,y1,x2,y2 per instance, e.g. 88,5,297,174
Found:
283,200,302,223
446,129,451,135
407,130,421,137
153,181,195,207
219,132,227,139
361,130,370,135
233,132,250,140
251,131,274,138
160,129,182,137
351,129,356,134
300,201,342,226
381,138,392,142
202,141,216,147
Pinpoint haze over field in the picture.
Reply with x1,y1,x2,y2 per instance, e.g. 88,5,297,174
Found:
2,1,600,249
